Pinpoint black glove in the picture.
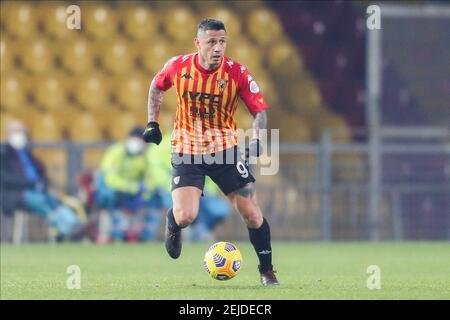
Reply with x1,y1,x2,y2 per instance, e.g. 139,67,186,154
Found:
246,139,263,158
142,121,162,145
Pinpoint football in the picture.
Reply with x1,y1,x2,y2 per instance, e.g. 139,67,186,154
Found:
203,241,243,280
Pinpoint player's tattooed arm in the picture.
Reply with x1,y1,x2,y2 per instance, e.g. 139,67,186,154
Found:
252,110,267,140
147,79,164,122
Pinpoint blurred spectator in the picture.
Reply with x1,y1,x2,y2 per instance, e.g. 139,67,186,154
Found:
94,127,163,242
0,120,82,240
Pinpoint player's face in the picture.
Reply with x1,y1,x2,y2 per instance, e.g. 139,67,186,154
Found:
195,29,227,69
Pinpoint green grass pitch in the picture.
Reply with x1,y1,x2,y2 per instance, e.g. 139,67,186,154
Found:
1,242,449,299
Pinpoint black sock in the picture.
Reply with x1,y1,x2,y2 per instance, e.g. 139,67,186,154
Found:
167,208,181,232
248,217,273,273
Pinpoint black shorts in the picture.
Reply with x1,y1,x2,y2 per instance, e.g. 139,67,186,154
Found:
171,146,255,196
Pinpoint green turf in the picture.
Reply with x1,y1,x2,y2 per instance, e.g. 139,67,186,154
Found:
1,242,449,299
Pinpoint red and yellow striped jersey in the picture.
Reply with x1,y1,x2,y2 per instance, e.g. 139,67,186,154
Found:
154,53,268,155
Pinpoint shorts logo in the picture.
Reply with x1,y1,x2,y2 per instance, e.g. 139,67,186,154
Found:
173,176,180,185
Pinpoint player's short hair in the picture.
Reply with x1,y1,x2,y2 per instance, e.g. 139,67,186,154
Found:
197,18,226,35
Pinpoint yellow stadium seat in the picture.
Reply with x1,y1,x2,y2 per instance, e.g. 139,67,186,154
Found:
268,110,312,143
121,5,159,40
60,36,95,75
268,39,304,75
316,114,352,143
115,73,149,111
227,36,262,74
0,112,14,141
0,74,26,112
286,77,323,118
247,8,283,46
0,35,16,75
163,6,197,42
73,73,111,111
30,113,63,141
39,3,74,39
202,7,242,38
108,112,140,140
19,38,55,74
83,148,106,172
100,38,136,75
67,112,104,142
31,74,68,111
1,2,37,39
140,38,175,74
83,4,118,40
33,148,67,188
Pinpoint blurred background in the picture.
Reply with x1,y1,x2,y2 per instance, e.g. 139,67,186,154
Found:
1,0,449,243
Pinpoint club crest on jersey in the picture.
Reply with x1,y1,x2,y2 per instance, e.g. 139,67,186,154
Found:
217,79,228,92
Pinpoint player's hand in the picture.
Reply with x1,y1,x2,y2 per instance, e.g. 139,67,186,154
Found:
142,121,162,145
247,139,263,158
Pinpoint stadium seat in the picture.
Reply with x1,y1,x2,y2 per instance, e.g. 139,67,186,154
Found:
0,112,14,141
73,73,111,111
1,2,37,39
83,5,118,40
162,6,197,42
31,74,68,111
121,5,159,40
108,112,140,140
19,38,55,74
269,110,312,143
227,36,262,75
0,74,26,112
30,113,63,141
268,39,304,76
33,148,67,189
40,3,74,39
60,36,95,75
203,7,242,38
100,38,136,75
314,113,352,143
139,38,175,74
67,112,104,142
0,35,16,75
114,73,148,111
246,8,283,46
285,77,323,118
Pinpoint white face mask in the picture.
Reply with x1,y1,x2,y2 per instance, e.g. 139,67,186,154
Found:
8,132,28,149
125,137,145,155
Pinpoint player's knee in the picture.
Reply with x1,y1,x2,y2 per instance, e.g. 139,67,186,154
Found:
238,204,263,228
173,207,197,226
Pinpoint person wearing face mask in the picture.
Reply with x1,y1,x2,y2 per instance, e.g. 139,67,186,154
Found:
0,120,81,240
94,127,158,242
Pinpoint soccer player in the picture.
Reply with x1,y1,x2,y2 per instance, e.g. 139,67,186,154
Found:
143,18,279,286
